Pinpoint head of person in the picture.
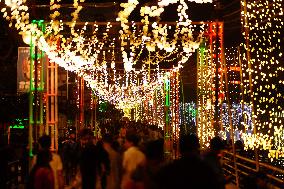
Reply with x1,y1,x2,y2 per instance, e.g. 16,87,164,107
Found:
145,139,164,161
102,134,113,145
36,149,52,167
235,140,244,151
79,128,94,147
38,135,51,150
210,136,225,153
179,134,200,157
69,133,76,140
124,133,139,150
255,171,268,188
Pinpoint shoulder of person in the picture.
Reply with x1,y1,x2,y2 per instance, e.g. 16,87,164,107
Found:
51,152,60,158
51,152,62,162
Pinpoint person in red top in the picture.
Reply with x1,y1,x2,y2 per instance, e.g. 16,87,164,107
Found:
34,166,55,189
27,150,55,189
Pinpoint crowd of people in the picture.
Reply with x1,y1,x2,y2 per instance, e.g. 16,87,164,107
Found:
1,120,276,189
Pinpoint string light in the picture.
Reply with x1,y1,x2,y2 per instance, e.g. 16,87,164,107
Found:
117,0,209,71
197,23,224,147
0,0,213,110
240,0,284,160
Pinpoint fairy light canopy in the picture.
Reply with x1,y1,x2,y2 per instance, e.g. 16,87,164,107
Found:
1,0,214,67
116,0,214,71
0,0,214,110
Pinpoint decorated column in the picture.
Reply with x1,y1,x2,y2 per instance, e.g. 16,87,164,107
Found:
28,20,45,163
46,57,58,151
164,72,172,159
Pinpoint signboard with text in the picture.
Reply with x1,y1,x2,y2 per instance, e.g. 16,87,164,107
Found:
17,47,30,93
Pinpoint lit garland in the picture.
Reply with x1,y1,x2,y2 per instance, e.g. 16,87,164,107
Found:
171,71,180,146
132,70,180,131
197,43,215,147
0,0,213,120
86,68,168,110
220,103,252,140
179,102,196,126
117,0,209,71
196,22,224,147
49,0,61,35
225,47,242,103
2,0,213,109
177,102,253,140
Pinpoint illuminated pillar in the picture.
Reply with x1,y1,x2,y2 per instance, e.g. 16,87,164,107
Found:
197,43,206,146
90,91,94,130
197,22,224,147
28,20,45,161
28,20,45,171
212,22,224,133
164,72,172,160
90,91,98,133
154,89,157,125
46,58,58,151
174,72,180,157
77,76,84,130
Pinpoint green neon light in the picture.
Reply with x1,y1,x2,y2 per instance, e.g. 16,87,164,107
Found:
29,20,46,158
165,79,170,107
199,40,205,67
10,118,28,129
29,20,45,91
164,74,170,124
32,20,44,24
10,125,25,129
165,113,169,122
200,47,205,65
165,95,169,106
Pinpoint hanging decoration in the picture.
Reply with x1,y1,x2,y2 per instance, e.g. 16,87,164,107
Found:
0,0,212,110
117,0,209,71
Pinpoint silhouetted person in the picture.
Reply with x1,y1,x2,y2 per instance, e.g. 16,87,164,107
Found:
69,129,110,189
0,141,15,189
97,140,111,189
78,129,99,189
155,134,222,189
242,171,272,189
144,139,164,189
235,140,245,155
203,136,226,189
62,132,79,184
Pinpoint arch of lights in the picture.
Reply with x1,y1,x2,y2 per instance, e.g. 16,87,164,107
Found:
13,0,284,165
0,0,212,110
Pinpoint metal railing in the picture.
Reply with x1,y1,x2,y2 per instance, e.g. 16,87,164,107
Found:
223,151,284,189
6,160,27,189
6,160,23,189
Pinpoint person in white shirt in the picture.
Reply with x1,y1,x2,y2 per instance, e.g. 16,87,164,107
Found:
121,133,146,189
102,134,122,189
